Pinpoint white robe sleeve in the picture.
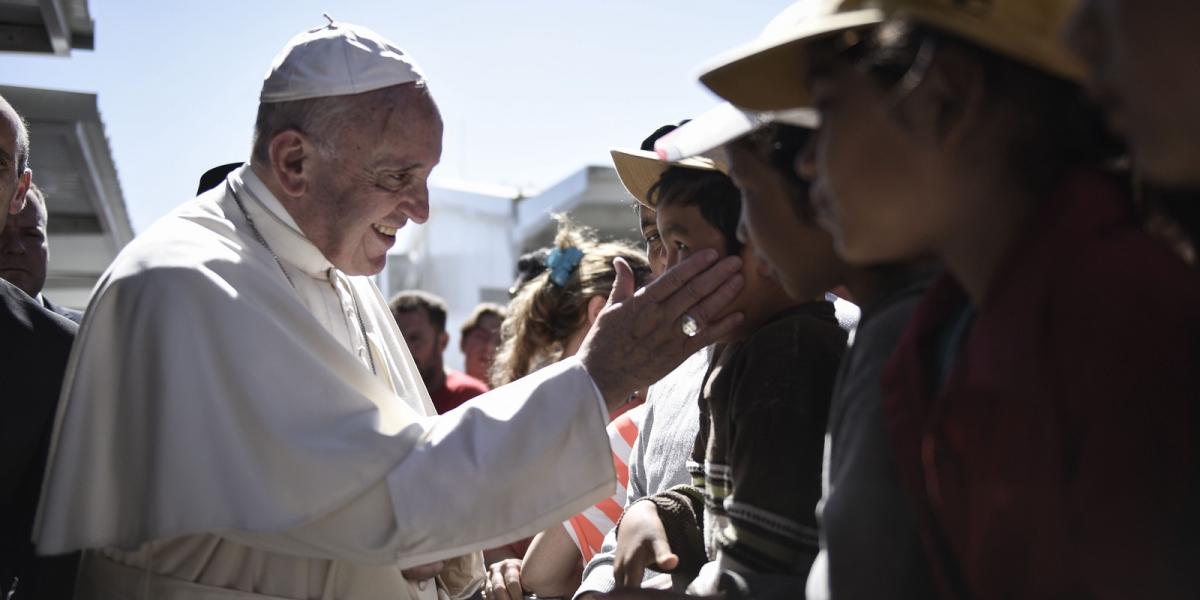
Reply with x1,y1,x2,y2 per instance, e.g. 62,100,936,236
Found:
223,359,615,568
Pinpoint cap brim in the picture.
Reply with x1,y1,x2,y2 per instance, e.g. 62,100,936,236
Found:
698,8,885,111
654,103,819,162
610,149,721,208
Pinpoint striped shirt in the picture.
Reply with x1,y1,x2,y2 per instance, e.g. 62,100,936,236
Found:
563,404,648,563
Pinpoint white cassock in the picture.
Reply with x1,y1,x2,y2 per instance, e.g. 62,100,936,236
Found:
33,165,615,600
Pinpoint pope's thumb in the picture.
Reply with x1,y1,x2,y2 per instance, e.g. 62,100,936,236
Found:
608,257,635,305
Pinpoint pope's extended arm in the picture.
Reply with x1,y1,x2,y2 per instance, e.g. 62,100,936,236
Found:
227,358,614,568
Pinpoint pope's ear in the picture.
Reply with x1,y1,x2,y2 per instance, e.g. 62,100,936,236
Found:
267,129,316,198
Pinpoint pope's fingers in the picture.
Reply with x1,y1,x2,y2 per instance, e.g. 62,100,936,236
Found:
640,249,721,304
680,271,745,327
660,256,743,321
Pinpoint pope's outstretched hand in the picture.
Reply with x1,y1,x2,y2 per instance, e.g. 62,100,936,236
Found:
578,249,743,411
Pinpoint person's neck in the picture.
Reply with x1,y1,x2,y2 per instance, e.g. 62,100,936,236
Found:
937,177,1040,308
843,260,938,312
736,288,813,341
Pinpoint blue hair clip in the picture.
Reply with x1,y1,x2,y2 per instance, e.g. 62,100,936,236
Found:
546,247,584,287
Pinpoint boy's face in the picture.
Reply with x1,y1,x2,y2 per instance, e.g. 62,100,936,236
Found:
656,200,778,340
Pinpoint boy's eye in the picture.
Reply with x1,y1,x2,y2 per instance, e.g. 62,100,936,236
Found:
673,241,688,252
644,232,661,244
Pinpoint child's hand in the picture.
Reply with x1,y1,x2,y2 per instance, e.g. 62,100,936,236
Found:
482,558,524,600
613,500,680,588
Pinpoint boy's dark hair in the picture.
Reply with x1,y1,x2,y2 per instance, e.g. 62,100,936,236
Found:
647,167,744,258
389,290,448,332
639,120,744,257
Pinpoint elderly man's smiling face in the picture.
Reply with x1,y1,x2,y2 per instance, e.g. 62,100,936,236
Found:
287,84,443,276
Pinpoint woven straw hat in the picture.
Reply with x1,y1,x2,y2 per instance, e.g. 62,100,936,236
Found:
610,149,726,209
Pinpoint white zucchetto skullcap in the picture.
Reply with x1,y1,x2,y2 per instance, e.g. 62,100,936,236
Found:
260,18,426,103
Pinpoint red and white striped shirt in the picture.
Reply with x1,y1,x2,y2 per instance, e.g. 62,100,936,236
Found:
563,404,648,562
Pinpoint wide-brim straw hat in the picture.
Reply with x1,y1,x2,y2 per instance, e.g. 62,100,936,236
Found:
699,0,1085,112
610,149,726,209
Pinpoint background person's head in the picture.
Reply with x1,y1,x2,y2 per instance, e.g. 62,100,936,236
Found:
1065,0,1200,188
250,23,443,277
799,18,1121,266
726,123,849,302
0,94,32,233
491,217,650,387
460,303,505,383
390,290,450,390
0,182,48,297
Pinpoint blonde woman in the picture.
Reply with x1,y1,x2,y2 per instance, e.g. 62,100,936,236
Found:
484,218,652,600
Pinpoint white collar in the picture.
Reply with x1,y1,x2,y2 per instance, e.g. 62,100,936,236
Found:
228,165,334,279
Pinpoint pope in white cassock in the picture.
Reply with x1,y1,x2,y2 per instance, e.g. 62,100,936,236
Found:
31,19,745,600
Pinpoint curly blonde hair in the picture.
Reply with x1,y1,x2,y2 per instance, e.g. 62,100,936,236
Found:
490,216,650,387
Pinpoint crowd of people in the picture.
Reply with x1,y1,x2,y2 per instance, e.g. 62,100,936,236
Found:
2,0,1199,599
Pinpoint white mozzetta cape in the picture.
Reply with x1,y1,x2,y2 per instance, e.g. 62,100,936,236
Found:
33,171,615,572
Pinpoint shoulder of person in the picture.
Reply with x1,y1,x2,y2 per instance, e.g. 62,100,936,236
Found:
0,280,77,344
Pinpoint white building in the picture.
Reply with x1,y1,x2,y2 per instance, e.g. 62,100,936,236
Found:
382,165,642,371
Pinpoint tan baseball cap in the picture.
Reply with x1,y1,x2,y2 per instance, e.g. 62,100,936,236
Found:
699,0,1085,111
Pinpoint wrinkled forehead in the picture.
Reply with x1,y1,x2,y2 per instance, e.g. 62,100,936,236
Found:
364,89,444,164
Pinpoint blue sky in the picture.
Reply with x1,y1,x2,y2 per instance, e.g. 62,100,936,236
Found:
0,1,793,231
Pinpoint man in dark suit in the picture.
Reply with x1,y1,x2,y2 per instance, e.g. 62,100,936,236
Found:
0,93,79,600
0,182,83,323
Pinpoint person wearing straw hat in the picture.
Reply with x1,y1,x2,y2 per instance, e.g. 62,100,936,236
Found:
689,1,1200,598
31,19,747,600
607,124,846,596
654,103,937,600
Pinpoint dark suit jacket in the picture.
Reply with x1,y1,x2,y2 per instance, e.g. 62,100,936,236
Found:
1,280,79,600
41,296,83,324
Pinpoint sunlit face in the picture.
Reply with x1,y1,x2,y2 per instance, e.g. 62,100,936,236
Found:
727,141,844,301
1065,0,1200,187
802,55,947,265
394,307,445,387
461,313,502,381
657,200,772,338
296,86,443,276
637,204,668,278
0,190,48,297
